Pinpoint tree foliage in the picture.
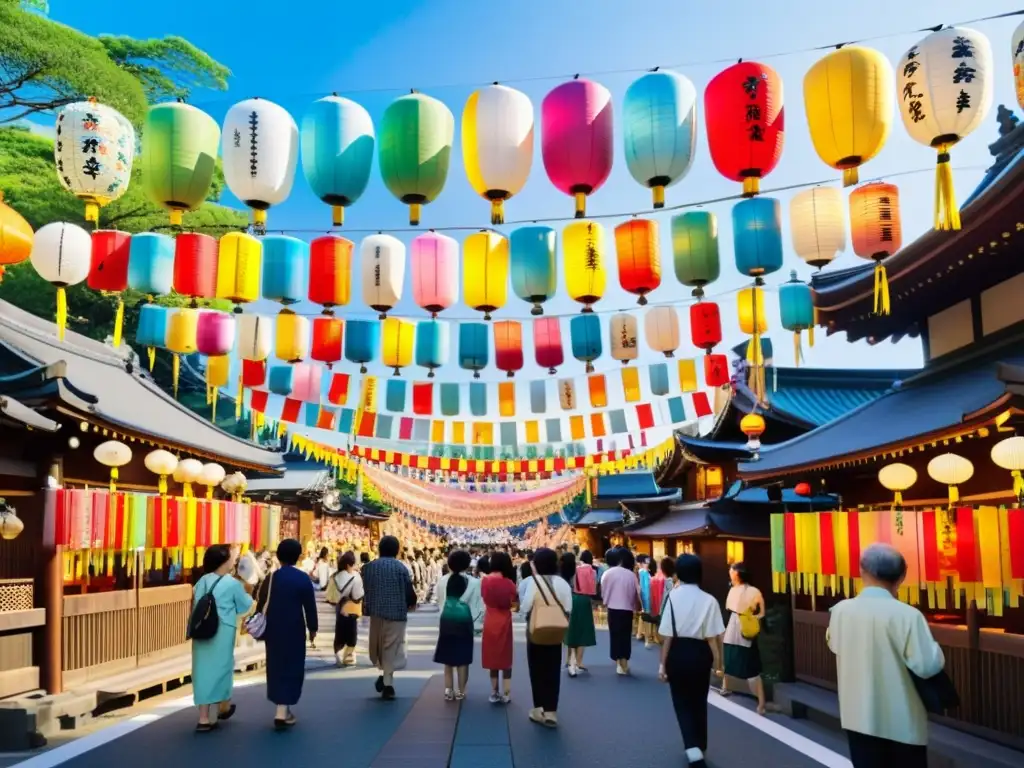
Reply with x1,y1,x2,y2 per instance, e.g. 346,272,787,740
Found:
99,36,231,103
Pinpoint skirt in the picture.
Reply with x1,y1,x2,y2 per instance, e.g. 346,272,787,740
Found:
607,608,634,661
334,611,358,652
434,618,474,667
724,640,762,679
564,593,597,648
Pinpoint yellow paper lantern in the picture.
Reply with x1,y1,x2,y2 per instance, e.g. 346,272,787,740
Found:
991,436,1024,499
381,317,415,375
216,232,263,307
144,449,178,495
740,413,766,452
564,220,607,313
167,308,199,398
927,452,974,505
737,286,767,336
878,462,917,506
463,230,508,320
276,310,310,363
94,440,132,493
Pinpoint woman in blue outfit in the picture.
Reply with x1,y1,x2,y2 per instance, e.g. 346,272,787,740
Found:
255,538,318,729
191,545,254,732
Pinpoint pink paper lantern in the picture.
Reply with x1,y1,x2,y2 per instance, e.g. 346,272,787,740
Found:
292,363,323,403
533,316,564,374
196,311,236,357
410,231,459,317
541,78,614,218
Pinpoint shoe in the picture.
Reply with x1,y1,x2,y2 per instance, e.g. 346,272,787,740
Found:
616,662,627,676
454,689,465,701
528,707,546,725
567,664,578,678
375,675,384,693
489,692,502,704
382,685,396,700
501,694,511,705
218,704,236,721
644,641,652,650
444,688,455,702
273,714,296,730
195,721,218,733
543,712,558,728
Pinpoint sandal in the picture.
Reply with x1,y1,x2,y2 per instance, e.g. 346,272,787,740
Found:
273,714,297,730
195,721,218,733
444,688,455,702
218,704,236,722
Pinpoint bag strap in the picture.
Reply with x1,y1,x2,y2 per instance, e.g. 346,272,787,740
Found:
339,573,358,602
669,594,679,638
259,572,274,617
529,563,554,607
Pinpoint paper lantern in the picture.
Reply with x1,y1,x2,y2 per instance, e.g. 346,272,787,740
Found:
141,102,220,225
379,91,454,225
381,318,415,376
136,304,169,369
345,319,380,373
803,46,893,186
533,317,564,374
622,70,697,207
644,306,680,358
570,314,602,373
268,365,295,396
276,311,310,363
733,197,783,278
259,236,306,307
87,229,130,347
704,353,730,387
237,314,272,361
94,440,131,493
174,457,204,498
542,78,614,217
216,232,262,307
850,182,902,316
222,97,298,227
897,28,993,231
878,462,917,506
564,220,607,313
167,307,199,397
609,313,639,365
307,235,353,313
789,187,846,270
54,99,134,223
927,452,974,505
510,226,556,315
462,84,534,224
0,194,33,281
991,436,1024,499
206,354,230,418
292,363,323,402
144,449,178,495
173,232,218,300
740,413,766,452
779,271,815,366
458,322,489,378
671,211,720,297
493,320,524,378
301,94,375,226
196,310,236,357
463,230,509,320
704,61,785,196
615,219,661,305
361,233,405,318
1015,21,1024,110
690,302,722,352
199,463,227,499
415,319,450,378
737,287,768,335
128,233,174,296
29,222,91,341
410,231,459,316
311,316,343,367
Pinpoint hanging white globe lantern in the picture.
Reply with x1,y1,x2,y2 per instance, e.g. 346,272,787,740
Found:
94,440,132,493
991,436,1024,500
29,222,91,341
144,449,178,495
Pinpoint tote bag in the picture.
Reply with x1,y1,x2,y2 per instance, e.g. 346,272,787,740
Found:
527,565,568,645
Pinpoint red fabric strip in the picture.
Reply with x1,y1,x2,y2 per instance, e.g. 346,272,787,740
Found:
921,510,940,582
327,373,350,405
280,398,302,423
399,417,414,440
412,382,433,415
1008,508,1024,580
692,392,712,418
955,508,978,582
784,513,797,572
848,511,861,577
241,359,267,388
819,512,836,575
316,407,337,430
250,389,269,414
166,498,179,549
636,403,655,430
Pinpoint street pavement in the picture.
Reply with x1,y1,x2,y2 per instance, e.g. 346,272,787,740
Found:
10,600,854,767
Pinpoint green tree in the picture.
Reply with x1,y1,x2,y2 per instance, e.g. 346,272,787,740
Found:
99,36,230,103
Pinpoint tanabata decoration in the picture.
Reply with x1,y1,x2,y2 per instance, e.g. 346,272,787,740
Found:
206,355,231,417
644,306,680,358
276,310,310,363
671,211,719,298
301,94,375,226
850,182,902,316
216,232,262,309
737,285,768,399
622,70,697,208
379,91,455,225
779,270,815,365
262,235,308,307
54,99,135,224
381,317,415,376
196,310,236,358
167,308,199,397
136,304,169,370
564,220,607,313
458,322,489,378
311,316,343,368
237,313,272,416
690,301,722,354
897,27,992,231
803,46,893,186
89,229,130,346
789,187,846,270
222,97,298,228
410,231,459,317
463,230,509,320
128,233,174,297
493,320,524,377
173,233,219,305
141,102,220,226
542,78,614,217
615,219,661,305
415,319,450,378
510,225,557,315
462,83,534,224
30,222,91,341
609,312,639,365
533,316,564,374
0,194,33,283
308,235,353,314
570,314,602,373
361,233,406,318
345,319,380,373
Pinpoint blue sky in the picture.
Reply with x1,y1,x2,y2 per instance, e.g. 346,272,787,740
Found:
43,0,1024,450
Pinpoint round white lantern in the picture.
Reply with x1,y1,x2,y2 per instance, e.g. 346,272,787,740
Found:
991,435,1024,499
360,234,406,318
0,499,24,541
1013,20,1024,111
644,306,680,358
199,463,226,499
29,222,92,341
878,462,917,506
174,458,204,498
789,187,846,269
144,449,178,495
927,452,974,505
237,314,273,361
94,440,132,493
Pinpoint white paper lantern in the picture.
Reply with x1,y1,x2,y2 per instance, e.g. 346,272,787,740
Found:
144,449,178,495
1013,20,1024,110
609,313,639,364
94,440,131,493
54,99,135,224
991,435,1024,498
789,187,846,269
30,222,92,341
222,98,299,227
360,233,406,318
236,314,272,361
878,462,917,505
927,452,974,505
199,462,226,498
0,500,24,541
173,457,204,494
644,306,680,358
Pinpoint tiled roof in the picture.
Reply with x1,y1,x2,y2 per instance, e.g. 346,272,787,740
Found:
764,367,915,428
596,471,661,499
573,510,623,527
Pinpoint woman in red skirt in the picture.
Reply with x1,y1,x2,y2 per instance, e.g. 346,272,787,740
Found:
481,551,517,704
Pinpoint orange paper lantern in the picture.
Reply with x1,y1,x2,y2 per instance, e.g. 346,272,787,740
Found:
850,182,902,316
311,316,343,367
493,320,524,378
615,218,661,305
308,234,353,313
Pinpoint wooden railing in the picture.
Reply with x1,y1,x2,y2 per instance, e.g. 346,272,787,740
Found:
137,584,191,664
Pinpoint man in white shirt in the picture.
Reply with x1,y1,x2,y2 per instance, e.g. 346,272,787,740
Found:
828,543,945,768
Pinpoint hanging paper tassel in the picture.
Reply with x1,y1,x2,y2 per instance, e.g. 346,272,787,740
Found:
158,475,167,496
182,482,194,499
110,297,125,348
147,347,156,370
842,167,859,188
56,286,68,341
934,143,961,232
332,205,344,227
793,331,803,368
808,324,815,348
236,376,244,421
742,177,760,197
948,485,959,506
172,354,180,398
490,198,505,225
574,192,586,218
109,467,118,495
211,387,219,423
1013,470,1024,500
894,490,903,506
873,261,890,316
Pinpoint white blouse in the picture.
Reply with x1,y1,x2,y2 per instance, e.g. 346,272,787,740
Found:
658,584,725,639
434,572,485,631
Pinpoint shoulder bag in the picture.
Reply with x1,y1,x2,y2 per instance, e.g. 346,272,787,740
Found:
187,574,226,641
738,585,761,640
527,564,569,645
338,573,362,617
245,572,273,640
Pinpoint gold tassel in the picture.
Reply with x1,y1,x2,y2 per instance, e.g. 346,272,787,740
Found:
172,354,180,399
742,176,760,197
934,143,961,232
109,467,118,495
842,167,859,187
894,490,903,506
211,387,218,423
253,208,268,227
408,203,422,226
808,325,815,348
183,482,193,499
793,331,803,367
574,192,586,218
147,347,156,370
873,262,890,316
206,486,214,500
56,286,68,341
332,205,344,227
85,201,99,224
949,485,959,505
490,199,505,225
112,297,124,348
236,376,244,421
1012,470,1023,499
652,185,665,208
158,475,167,496
169,208,184,226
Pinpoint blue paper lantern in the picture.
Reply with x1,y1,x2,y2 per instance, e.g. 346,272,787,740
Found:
262,235,308,305
127,233,174,295
570,314,602,373
510,226,557,315
733,197,783,278
268,365,295,396
136,304,169,348
344,319,380,373
415,319,450,378
459,322,489,379
779,270,816,365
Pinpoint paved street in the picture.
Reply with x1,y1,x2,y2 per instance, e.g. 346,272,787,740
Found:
11,603,853,768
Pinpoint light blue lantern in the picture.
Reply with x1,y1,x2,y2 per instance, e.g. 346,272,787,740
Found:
344,319,380,373
510,226,557,315
622,70,697,209
779,270,815,365
440,382,460,416
262,235,308,305
127,233,174,295
268,365,295,397
458,322,489,379
570,314,602,373
136,304,169,371
301,95,375,227
733,197,783,279
415,319,450,378
469,382,487,417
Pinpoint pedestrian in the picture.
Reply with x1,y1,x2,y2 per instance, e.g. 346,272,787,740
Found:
362,535,417,700
327,551,364,667
637,555,653,644
561,552,596,677
520,547,573,728
719,561,767,714
646,557,667,648
191,544,253,732
658,556,676,616
658,554,725,768
476,553,491,578
433,549,484,701
313,546,332,591
601,547,639,675
828,543,945,768
481,550,517,704
256,538,318,730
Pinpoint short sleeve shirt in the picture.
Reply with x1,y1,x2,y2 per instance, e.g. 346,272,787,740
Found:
658,584,725,639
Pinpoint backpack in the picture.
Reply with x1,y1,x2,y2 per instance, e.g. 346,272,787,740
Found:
187,574,226,641
527,565,569,645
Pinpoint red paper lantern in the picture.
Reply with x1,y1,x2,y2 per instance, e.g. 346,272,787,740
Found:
704,61,785,196
493,320,524,378
615,219,661,305
704,353,730,387
794,482,812,497
690,302,722,351
308,235,353,312
311,316,343,367
241,359,266,388
173,232,218,300
88,230,130,292
533,317,564,374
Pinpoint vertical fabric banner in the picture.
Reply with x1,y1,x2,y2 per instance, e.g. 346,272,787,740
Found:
678,359,698,392
431,420,446,443
588,374,607,408
498,381,516,418
337,408,354,434
472,422,493,445
469,382,488,417
316,406,337,430
440,383,460,416
620,367,641,403
250,389,269,413
525,420,540,443
590,412,607,437
385,379,407,413
692,392,712,418
649,363,670,396
412,382,433,415
529,380,546,414
357,411,376,438
452,421,466,445
667,396,686,424
399,417,414,440
500,422,517,451
636,403,655,430
357,375,378,413
569,415,585,440
546,418,562,443
608,409,627,434
281,398,302,423
559,378,576,411
327,372,350,405
242,359,267,387
374,415,394,439
412,418,430,443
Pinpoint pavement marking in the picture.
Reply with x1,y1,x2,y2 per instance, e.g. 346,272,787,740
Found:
707,693,852,768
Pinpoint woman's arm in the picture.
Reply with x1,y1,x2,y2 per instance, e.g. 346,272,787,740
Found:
708,634,724,674
302,580,319,639
659,636,672,682
752,588,766,619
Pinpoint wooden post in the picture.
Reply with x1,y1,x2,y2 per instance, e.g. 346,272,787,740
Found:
41,458,63,694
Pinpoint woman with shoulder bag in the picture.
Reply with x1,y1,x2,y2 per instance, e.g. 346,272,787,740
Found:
519,548,572,728
719,562,767,714
433,550,483,701
561,552,596,677
328,551,364,667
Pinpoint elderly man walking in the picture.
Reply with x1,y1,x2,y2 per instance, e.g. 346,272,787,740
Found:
827,543,946,767
361,535,417,700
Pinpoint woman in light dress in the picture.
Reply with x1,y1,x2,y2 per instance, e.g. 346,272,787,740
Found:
719,562,767,714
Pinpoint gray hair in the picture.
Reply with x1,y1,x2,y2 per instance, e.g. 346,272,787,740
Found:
859,543,907,585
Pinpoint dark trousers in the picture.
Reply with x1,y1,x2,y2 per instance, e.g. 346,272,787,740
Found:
526,640,562,712
666,637,713,753
846,730,928,768
334,611,358,653
607,608,633,661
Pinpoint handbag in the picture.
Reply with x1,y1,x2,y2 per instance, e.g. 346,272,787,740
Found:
737,586,761,640
337,574,362,617
527,564,569,645
910,669,959,714
245,572,272,640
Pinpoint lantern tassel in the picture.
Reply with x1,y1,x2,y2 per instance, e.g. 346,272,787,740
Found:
490,199,505,226
934,144,961,232
56,286,68,341
948,485,959,505
111,297,125,348
652,185,665,209
236,376,244,421
894,490,903,507
109,467,118,495
793,331,803,367
409,203,422,226
183,482,193,499
842,167,859,187
574,192,586,218
206,486,214,500
808,325,815,348
742,177,760,197
211,387,219,423
147,347,156,371
873,262,890,316
169,208,184,227
332,205,344,227
1013,470,1024,499
158,475,167,496
172,354,180,399
253,208,268,227
85,201,99,224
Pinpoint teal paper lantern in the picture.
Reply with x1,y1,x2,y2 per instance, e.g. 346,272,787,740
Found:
458,322,489,378
779,270,815,365
671,211,719,297
510,226,557,315
344,319,380,373
570,314,602,373
415,319,450,378
733,197,783,279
